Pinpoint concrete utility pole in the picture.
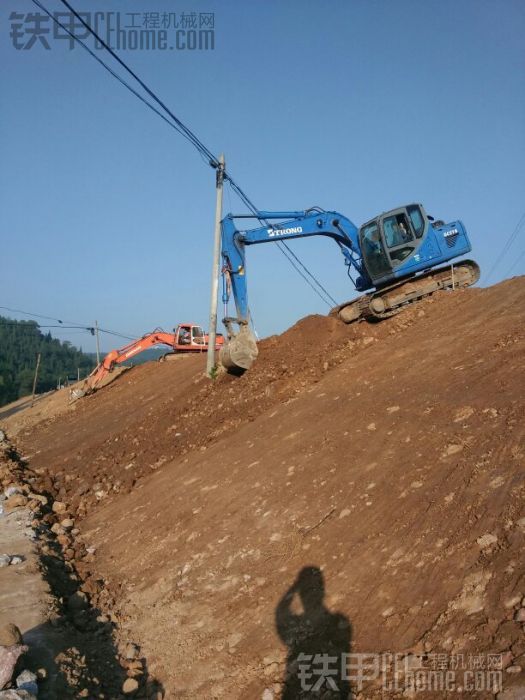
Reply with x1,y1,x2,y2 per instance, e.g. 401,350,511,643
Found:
31,353,41,408
206,153,225,378
95,320,101,365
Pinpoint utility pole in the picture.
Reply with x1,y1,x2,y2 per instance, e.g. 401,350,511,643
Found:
77,367,80,382
31,353,41,408
95,320,101,365
206,153,225,378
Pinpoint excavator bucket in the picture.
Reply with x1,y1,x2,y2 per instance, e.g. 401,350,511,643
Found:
69,387,87,402
220,326,259,373
69,379,91,403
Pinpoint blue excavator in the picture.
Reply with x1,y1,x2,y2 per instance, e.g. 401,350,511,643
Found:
219,203,479,371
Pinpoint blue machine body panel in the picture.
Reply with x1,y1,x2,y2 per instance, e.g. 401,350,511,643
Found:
220,204,473,326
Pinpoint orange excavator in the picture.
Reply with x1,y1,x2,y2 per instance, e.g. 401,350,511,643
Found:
71,323,223,400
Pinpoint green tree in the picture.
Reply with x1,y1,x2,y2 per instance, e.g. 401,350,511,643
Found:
0,316,97,406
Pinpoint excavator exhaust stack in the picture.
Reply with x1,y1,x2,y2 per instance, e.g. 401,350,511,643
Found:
220,325,259,373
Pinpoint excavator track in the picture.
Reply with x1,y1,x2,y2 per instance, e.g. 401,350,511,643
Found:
332,260,480,324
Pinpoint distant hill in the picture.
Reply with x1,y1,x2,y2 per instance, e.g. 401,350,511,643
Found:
121,347,170,365
0,316,96,406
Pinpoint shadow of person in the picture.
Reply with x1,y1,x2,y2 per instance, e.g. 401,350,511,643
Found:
276,566,351,698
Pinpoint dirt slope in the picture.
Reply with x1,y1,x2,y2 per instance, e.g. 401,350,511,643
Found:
3,278,525,699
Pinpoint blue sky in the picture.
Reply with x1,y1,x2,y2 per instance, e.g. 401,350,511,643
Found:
1,0,524,352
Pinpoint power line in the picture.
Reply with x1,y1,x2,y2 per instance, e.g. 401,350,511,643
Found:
33,0,338,309
0,305,65,324
31,0,205,154
55,0,217,164
278,241,338,306
485,211,525,284
503,249,525,278
0,306,137,340
0,322,84,331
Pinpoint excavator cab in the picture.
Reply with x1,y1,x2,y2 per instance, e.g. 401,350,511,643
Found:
360,204,429,283
358,203,473,289
175,324,205,346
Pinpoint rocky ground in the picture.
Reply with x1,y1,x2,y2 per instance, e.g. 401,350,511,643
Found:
0,278,524,699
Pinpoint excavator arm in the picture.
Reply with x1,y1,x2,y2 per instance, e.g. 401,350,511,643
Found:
72,331,176,399
220,209,366,372
221,209,366,332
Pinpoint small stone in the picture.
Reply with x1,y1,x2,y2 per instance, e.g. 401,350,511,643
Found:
16,669,38,688
51,501,67,514
506,665,522,674
9,556,23,566
367,422,376,431
444,443,463,456
126,666,143,679
0,644,29,691
124,643,139,660
339,508,351,519
263,652,281,666
227,632,243,649
504,594,522,609
122,677,139,694
56,534,71,548
60,518,74,530
4,486,21,498
514,609,525,622
0,623,22,646
477,533,498,549
4,494,28,511
27,493,47,506
0,555,11,568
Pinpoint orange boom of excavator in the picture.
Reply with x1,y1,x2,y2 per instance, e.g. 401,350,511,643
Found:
70,324,223,400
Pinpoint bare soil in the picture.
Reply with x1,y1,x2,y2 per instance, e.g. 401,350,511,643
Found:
2,278,525,699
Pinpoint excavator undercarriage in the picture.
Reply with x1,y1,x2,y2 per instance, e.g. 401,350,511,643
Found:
332,260,480,323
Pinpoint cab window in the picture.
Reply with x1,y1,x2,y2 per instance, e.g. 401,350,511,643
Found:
383,213,413,248
192,326,204,344
407,205,425,238
361,220,390,277
383,213,414,264
179,326,191,344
